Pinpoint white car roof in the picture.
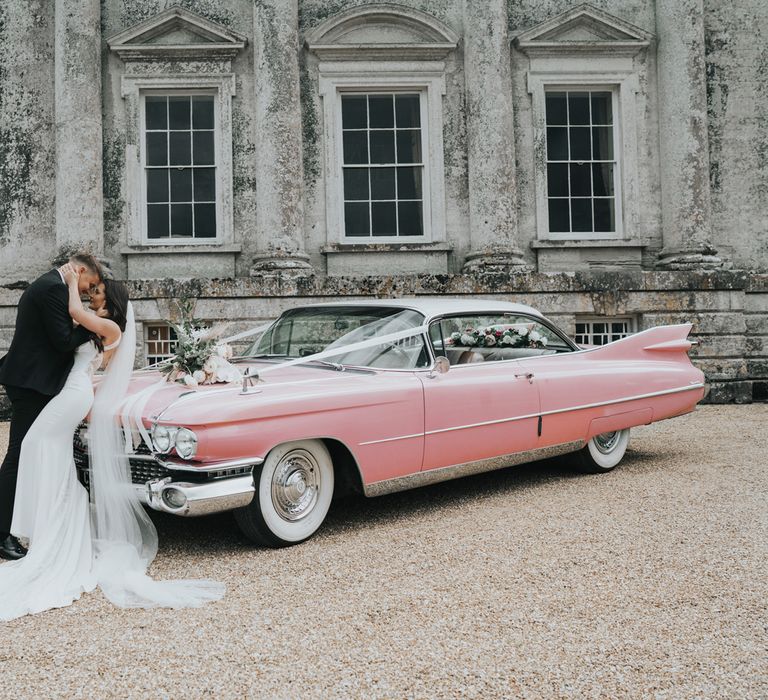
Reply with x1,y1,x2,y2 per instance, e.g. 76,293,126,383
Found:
296,298,544,322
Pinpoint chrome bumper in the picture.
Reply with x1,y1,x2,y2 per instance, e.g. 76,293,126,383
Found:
137,474,256,517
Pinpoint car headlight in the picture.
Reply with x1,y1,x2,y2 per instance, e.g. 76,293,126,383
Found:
151,425,175,453
174,427,198,460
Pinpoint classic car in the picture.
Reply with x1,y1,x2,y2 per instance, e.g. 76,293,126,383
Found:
74,299,708,548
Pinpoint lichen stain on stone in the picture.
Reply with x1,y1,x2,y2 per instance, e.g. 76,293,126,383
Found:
120,0,235,30
232,107,256,195
299,55,320,187
102,130,126,248
298,1,355,32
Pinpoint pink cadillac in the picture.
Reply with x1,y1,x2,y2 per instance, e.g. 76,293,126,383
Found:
74,299,708,547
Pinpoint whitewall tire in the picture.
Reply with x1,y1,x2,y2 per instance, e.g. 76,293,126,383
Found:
234,440,334,548
576,429,631,473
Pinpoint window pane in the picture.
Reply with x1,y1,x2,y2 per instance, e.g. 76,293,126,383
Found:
192,97,214,129
594,198,615,232
170,168,192,201
546,127,568,160
591,92,612,125
146,132,167,166
571,198,592,232
370,167,395,199
341,96,367,129
194,203,216,237
592,127,613,160
372,201,396,235
570,163,591,196
545,92,567,125
343,168,369,200
569,127,591,161
592,163,614,196
145,97,167,130
168,96,190,130
169,132,191,165
398,201,423,236
396,166,422,199
396,130,422,163
147,204,169,238
343,131,368,164
395,94,420,128
547,163,568,197
193,131,215,165
568,93,590,124
368,95,394,128
146,170,168,203
193,168,216,201
548,199,569,232
171,203,193,237
369,131,395,164
344,202,369,236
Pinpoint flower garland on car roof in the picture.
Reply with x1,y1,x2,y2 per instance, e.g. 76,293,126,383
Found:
446,325,549,349
159,299,241,387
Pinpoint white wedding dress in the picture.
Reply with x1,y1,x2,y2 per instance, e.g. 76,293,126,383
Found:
0,302,224,622
0,341,101,620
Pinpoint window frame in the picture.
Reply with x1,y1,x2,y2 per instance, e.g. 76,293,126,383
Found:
337,89,430,242
528,71,642,243
139,89,221,244
318,71,448,247
121,73,237,249
574,316,636,346
144,322,179,365
544,87,623,238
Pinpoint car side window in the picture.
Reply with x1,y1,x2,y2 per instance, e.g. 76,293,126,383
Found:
430,314,572,365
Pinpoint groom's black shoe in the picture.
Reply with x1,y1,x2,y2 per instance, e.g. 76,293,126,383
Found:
0,534,27,560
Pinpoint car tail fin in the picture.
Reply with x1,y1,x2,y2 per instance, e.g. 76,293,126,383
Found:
582,323,695,359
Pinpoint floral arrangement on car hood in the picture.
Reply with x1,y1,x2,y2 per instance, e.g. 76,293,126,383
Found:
447,325,549,349
159,300,242,387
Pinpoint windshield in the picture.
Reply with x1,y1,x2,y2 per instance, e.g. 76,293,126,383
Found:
243,306,429,369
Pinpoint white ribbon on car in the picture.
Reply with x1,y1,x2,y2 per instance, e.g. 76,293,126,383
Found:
121,322,431,454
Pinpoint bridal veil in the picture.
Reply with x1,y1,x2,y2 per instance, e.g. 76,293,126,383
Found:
88,302,225,608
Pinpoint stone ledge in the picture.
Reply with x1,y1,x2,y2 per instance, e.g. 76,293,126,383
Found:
530,239,646,248
120,244,242,255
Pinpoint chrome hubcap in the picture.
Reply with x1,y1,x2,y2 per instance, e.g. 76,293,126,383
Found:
594,431,620,454
271,449,320,521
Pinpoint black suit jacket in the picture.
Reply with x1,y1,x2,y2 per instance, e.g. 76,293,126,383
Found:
0,270,91,396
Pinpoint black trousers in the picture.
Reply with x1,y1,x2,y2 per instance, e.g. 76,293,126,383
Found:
0,385,52,535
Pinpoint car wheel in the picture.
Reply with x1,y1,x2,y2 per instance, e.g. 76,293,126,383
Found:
576,429,630,473
234,440,335,548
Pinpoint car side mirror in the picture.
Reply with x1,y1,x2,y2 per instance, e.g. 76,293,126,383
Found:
432,356,450,375
241,366,261,394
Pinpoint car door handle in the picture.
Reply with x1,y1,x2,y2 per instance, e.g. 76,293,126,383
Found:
514,371,534,384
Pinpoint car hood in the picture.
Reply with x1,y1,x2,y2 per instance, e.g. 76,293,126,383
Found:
116,360,391,428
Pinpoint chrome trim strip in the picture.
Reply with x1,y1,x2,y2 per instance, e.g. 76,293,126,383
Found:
364,441,584,497
358,383,706,445
138,475,256,517
159,456,265,472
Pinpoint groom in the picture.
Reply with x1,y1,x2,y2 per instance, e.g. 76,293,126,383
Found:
0,253,102,560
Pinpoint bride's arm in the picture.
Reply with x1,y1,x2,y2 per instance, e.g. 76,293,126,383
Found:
65,271,120,343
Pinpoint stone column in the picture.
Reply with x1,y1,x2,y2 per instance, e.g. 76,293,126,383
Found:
655,0,724,269
54,0,103,255
462,0,528,272
250,0,313,275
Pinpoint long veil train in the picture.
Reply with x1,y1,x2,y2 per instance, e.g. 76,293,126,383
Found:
88,302,225,608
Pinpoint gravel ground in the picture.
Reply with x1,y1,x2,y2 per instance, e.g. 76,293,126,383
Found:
0,404,766,699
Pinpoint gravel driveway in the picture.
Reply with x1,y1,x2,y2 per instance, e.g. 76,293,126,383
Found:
1,404,766,699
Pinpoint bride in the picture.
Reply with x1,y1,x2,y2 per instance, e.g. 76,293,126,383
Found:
0,267,224,621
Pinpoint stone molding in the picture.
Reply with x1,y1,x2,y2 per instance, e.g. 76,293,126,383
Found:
107,5,247,61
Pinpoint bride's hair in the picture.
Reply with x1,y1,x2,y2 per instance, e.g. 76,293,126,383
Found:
103,279,129,333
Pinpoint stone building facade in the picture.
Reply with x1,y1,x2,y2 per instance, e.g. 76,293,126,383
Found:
0,0,765,402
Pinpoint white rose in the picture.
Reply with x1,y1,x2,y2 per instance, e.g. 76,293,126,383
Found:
484,334,496,346
541,337,548,346
460,333,475,346
450,332,461,341
183,374,197,387
501,335,513,345
518,327,529,336
192,369,206,384
530,330,541,342
203,355,219,375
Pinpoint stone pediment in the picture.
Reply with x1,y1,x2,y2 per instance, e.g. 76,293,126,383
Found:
305,4,459,61
108,5,247,61
514,3,653,56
